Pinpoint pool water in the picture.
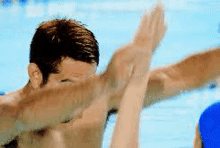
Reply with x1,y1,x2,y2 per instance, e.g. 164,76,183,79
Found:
0,0,220,147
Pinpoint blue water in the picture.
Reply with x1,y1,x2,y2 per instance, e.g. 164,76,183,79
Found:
0,0,220,147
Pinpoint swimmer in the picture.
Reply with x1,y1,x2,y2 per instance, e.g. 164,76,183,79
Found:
18,4,165,148
0,3,166,148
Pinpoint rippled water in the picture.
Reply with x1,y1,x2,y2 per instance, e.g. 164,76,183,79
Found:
0,0,220,147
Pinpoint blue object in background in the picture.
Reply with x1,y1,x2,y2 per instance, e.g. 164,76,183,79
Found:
199,101,220,148
0,91,5,95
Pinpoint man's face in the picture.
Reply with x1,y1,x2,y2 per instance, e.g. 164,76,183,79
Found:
43,57,97,88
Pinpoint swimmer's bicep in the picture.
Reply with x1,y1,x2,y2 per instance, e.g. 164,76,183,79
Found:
0,95,11,104
173,47,220,87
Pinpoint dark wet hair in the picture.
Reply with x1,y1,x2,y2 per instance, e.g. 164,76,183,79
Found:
30,18,99,85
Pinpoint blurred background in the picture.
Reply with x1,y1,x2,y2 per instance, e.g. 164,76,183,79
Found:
0,0,220,147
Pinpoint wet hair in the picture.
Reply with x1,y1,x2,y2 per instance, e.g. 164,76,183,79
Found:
30,18,99,85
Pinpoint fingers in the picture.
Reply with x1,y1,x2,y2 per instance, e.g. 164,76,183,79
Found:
132,3,166,53
147,4,166,50
132,13,149,46
151,5,166,53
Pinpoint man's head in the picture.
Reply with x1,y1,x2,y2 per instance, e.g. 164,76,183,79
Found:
28,19,99,89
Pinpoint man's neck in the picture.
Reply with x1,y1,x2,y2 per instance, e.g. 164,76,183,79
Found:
21,82,34,98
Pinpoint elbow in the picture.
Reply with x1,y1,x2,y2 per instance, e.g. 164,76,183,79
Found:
144,71,166,106
147,72,165,94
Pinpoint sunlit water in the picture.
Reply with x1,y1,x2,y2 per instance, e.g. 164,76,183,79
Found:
0,0,220,147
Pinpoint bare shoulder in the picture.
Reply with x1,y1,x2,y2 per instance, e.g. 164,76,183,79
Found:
0,95,11,104
0,96,4,101
0,91,22,105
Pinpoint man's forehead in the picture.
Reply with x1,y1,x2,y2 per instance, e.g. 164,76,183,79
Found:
58,57,97,76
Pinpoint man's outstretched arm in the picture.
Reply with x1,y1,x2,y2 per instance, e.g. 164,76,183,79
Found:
110,47,220,109
144,47,220,107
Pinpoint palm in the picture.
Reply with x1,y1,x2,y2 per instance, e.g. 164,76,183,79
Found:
104,4,166,94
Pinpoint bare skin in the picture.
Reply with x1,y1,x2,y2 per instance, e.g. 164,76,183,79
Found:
142,47,220,108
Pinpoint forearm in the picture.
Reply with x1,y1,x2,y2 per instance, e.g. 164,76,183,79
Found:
110,44,152,147
144,47,220,107
111,74,150,148
16,76,104,131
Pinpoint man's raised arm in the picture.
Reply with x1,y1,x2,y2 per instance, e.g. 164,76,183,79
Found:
110,4,166,148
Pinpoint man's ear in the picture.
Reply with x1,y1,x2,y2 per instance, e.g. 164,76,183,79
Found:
28,63,43,89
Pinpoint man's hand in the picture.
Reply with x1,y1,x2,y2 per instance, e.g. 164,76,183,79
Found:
104,4,166,96
132,4,166,54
